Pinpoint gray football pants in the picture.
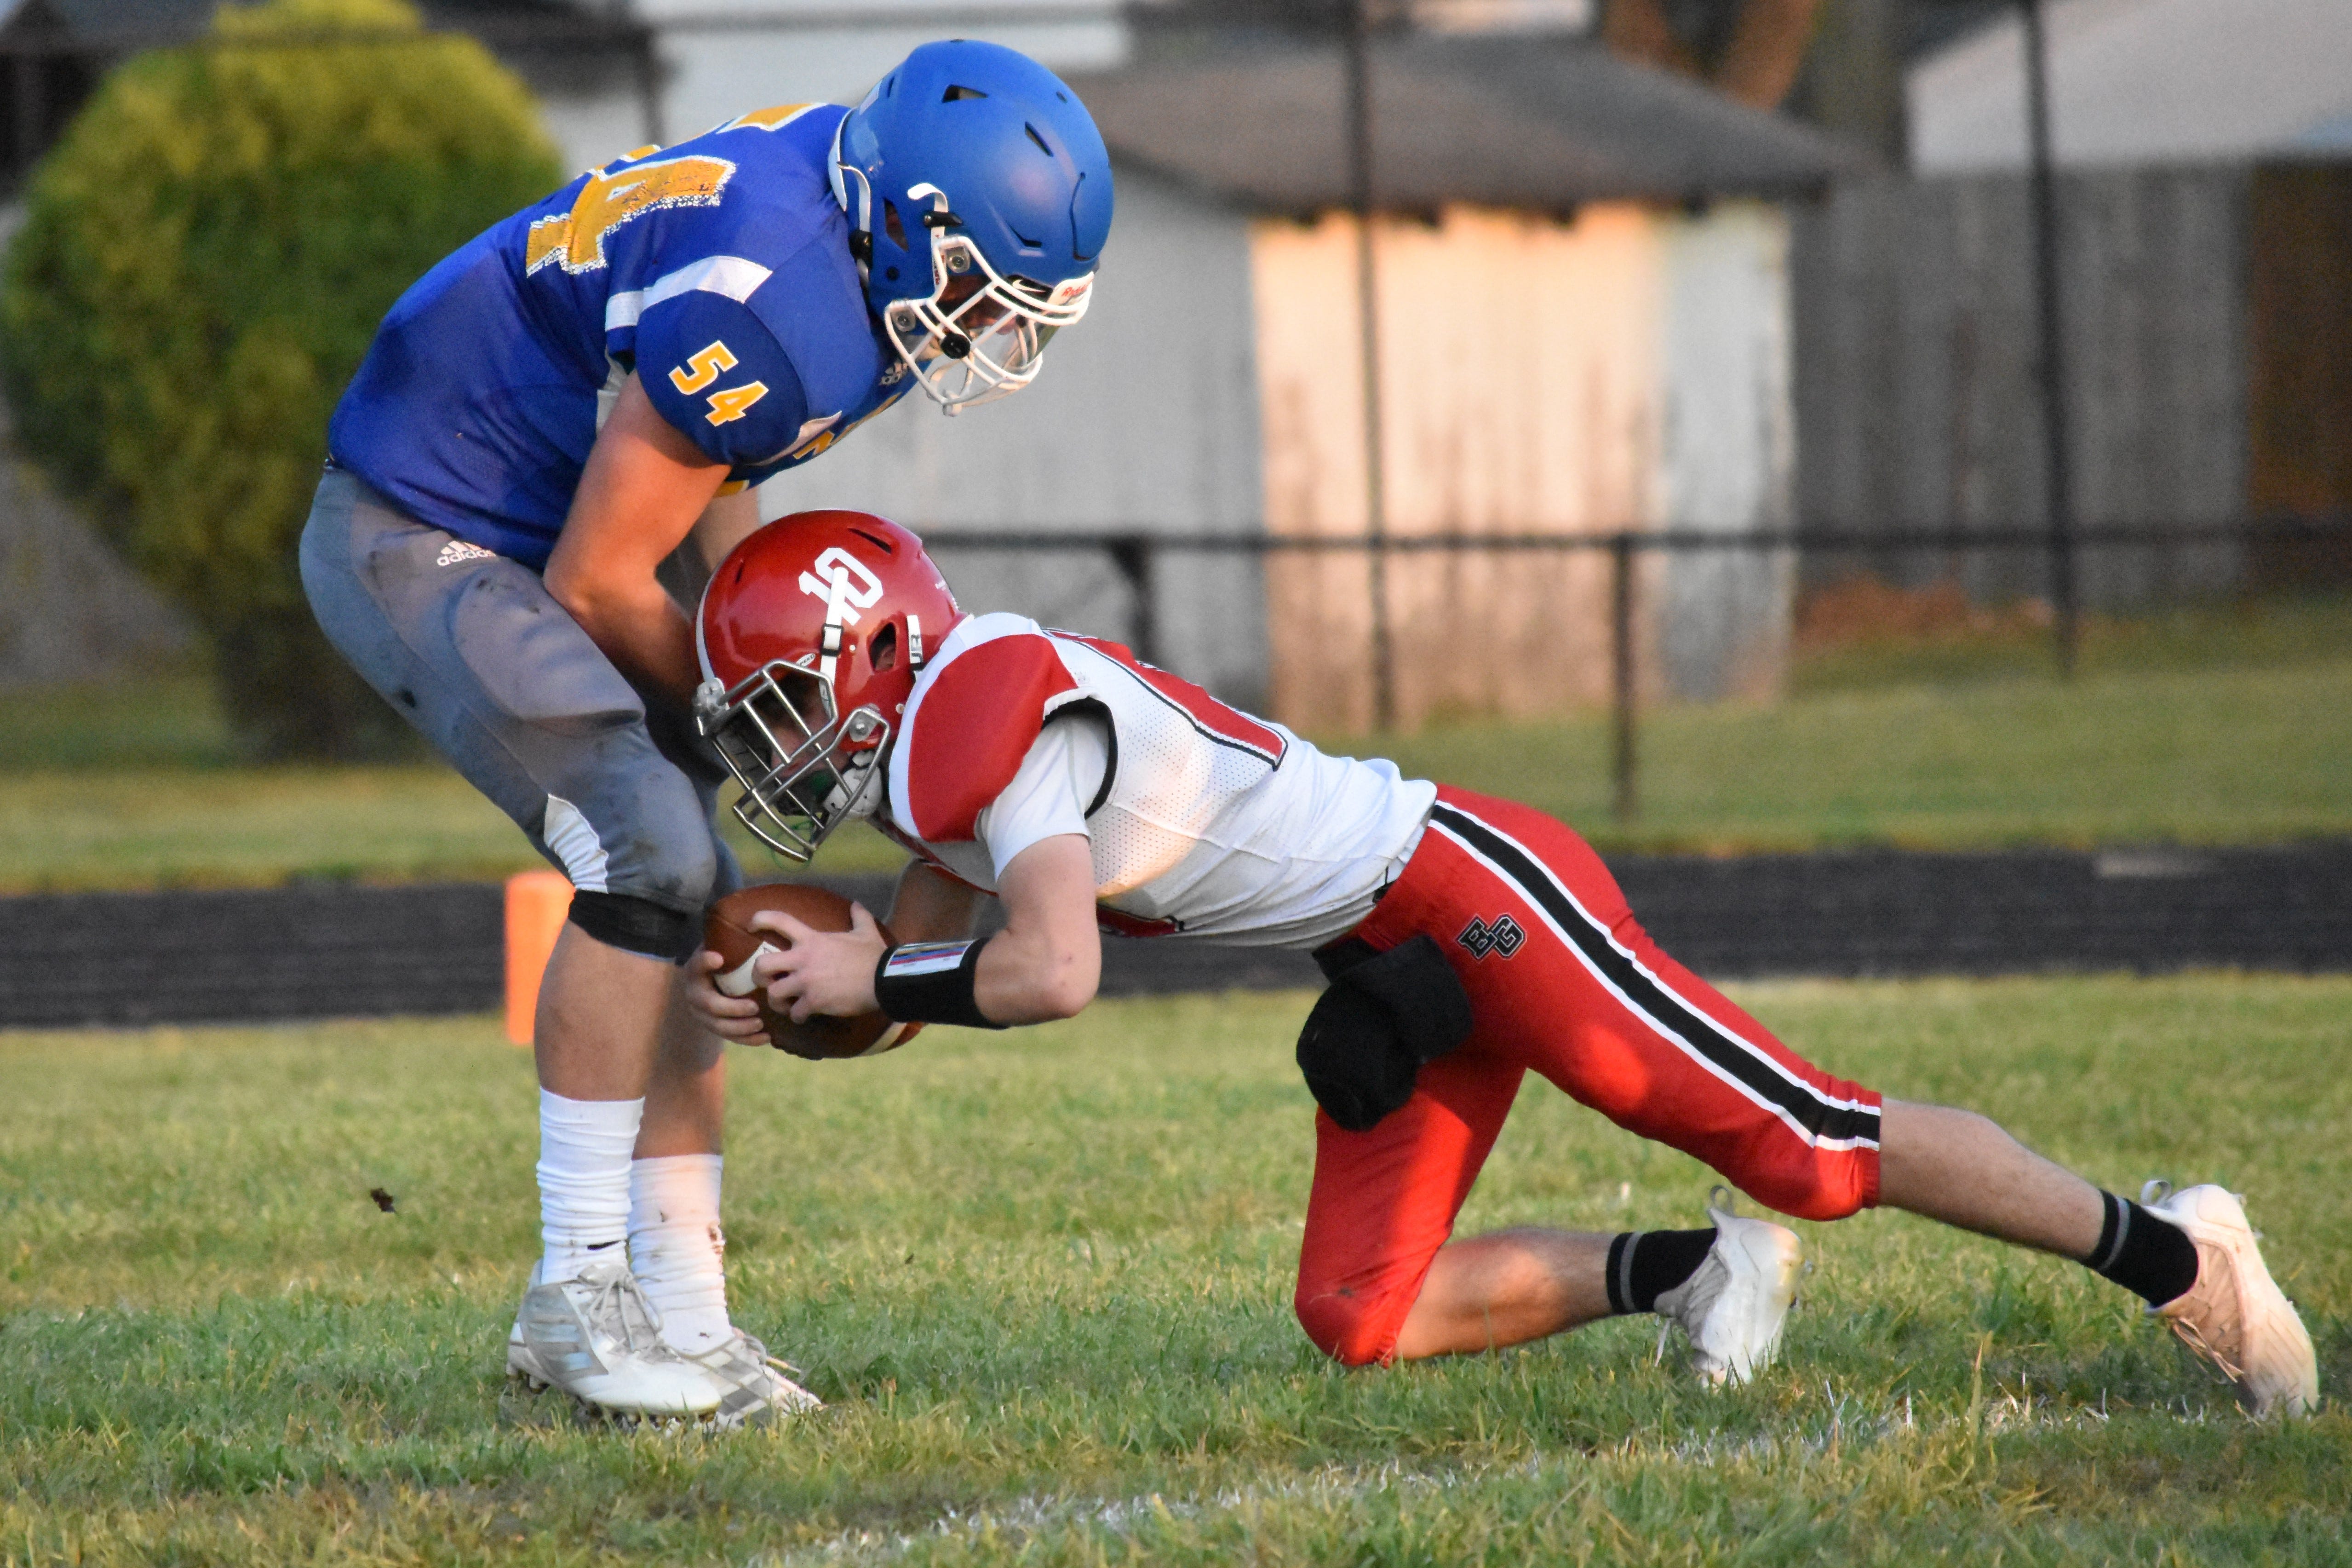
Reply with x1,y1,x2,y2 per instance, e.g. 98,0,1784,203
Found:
298,467,740,953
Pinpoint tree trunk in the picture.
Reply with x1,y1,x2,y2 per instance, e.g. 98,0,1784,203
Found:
1715,0,1823,109
1600,0,1698,75
1601,0,1823,112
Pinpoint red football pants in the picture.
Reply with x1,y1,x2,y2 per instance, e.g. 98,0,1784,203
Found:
1294,788,1882,1367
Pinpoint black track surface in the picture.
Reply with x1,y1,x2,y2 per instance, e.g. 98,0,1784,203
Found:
0,883,507,1029
4,843,2346,1030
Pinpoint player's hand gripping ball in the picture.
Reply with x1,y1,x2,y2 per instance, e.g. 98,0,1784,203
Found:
703,885,924,1060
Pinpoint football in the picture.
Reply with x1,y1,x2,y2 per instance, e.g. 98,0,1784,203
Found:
702,883,924,1061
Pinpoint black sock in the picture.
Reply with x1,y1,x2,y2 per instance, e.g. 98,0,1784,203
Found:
2083,1191,2199,1306
1605,1228,1718,1315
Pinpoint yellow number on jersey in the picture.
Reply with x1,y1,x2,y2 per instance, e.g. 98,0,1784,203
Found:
705,382,770,426
668,340,738,396
525,155,737,276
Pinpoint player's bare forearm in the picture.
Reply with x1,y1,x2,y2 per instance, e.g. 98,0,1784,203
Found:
552,574,700,710
688,485,765,575
544,372,730,707
978,834,1100,1023
886,860,983,942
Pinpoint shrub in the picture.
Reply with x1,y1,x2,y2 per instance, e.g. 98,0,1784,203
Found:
0,0,563,758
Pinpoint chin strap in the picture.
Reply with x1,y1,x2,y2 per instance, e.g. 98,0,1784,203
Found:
814,566,858,686
830,751,887,822
829,115,875,283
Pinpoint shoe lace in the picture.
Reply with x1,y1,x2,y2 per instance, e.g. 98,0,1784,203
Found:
2138,1205,2250,1386
579,1268,663,1357
730,1330,805,1378
697,1329,810,1388
2166,1313,2247,1382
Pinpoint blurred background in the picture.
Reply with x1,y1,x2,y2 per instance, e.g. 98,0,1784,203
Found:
0,0,2346,900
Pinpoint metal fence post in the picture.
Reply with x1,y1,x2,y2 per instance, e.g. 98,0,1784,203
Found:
2021,0,2079,678
631,13,665,148
1345,0,1397,731
1611,531,1638,825
1104,534,1159,667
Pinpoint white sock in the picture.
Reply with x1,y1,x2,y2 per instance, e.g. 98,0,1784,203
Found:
536,1091,643,1283
629,1153,732,1354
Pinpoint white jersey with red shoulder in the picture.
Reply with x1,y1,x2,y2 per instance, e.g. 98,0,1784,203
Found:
878,614,1436,949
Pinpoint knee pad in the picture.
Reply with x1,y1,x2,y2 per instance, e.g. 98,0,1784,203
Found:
1295,1283,1399,1368
574,819,721,955
567,890,702,963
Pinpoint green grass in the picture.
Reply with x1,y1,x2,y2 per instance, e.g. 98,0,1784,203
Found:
5,976,2348,1563
1359,657,2352,855
1786,590,2352,695
1340,592,2352,855
4,596,2349,889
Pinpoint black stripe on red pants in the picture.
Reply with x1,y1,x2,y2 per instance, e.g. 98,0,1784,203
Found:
1427,801,1882,1152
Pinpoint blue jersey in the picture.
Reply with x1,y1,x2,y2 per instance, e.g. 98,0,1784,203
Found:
328,103,911,571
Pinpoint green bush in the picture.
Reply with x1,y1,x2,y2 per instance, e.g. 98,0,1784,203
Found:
0,0,563,758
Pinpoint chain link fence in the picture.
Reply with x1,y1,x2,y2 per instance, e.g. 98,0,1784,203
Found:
919,516,2352,823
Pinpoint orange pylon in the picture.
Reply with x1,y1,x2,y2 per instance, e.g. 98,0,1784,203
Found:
503,870,574,1046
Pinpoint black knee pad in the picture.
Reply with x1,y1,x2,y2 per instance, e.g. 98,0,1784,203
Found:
567,890,702,963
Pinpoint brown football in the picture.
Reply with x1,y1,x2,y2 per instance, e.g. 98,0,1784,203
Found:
702,883,924,1061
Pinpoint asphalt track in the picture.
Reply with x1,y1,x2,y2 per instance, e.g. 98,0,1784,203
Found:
3,842,2347,1030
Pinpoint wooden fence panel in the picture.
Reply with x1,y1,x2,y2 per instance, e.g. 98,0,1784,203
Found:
2249,164,2352,587
1254,200,1796,730
1791,167,2248,608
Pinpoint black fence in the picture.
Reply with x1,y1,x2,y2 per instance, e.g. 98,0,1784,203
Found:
919,515,2352,825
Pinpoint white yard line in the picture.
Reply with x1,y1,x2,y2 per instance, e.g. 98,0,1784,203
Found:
763,1457,1516,1565
762,1381,2220,1564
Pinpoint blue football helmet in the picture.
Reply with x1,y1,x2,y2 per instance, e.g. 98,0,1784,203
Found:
830,40,1114,414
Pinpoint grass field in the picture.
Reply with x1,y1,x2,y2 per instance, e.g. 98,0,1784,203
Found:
3,596,2348,891
6,975,2347,1564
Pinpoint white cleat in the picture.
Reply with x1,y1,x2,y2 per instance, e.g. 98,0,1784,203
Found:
1655,1192,1806,1386
685,1329,825,1428
506,1258,729,1422
2139,1182,2318,1420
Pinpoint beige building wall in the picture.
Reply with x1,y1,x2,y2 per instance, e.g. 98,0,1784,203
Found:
1254,199,1794,732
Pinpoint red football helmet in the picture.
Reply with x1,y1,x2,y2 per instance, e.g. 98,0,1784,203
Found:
694,511,963,860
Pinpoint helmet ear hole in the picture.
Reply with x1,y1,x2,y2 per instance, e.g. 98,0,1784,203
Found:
869,621,900,674
882,199,908,251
